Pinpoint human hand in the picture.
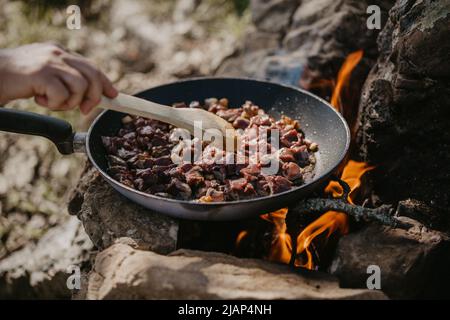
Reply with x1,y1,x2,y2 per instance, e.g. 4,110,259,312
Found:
0,43,118,114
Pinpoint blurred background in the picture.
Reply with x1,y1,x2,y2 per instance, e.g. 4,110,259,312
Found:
0,0,250,262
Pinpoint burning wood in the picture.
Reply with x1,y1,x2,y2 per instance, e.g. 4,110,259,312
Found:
236,51,381,270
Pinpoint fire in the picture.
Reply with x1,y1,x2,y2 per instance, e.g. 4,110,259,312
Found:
236,50,371,270
260,208,292,264
295,160,374,269
294,50,367,269
330,50,363,113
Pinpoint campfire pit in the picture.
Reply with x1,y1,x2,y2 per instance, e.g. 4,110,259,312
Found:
65,0,450,300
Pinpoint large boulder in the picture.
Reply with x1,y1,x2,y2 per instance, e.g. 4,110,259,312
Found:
68,166,178,254
330,217,450,299
356,0,450,223
86,242,387,300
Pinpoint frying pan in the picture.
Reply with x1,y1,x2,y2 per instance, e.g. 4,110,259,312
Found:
0,77,350,221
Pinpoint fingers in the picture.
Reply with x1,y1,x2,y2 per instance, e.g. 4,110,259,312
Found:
64,56,118,114
64,57,102,114
56,65,88,110
34,77,70,110
23,43,118,113
100,72,118,98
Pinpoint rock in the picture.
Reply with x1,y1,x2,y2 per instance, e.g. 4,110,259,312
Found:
68,165,178,254
86,243,387,300
0,132,84,260
218,0,393,88
250,0,298,33
0,216,93,299
109,0,238,81
356,0,450,223
330,217,450,299
396,199,447,231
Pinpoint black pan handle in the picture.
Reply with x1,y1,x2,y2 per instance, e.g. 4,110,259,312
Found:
0,107,74,154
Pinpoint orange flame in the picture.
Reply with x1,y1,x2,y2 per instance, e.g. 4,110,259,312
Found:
294,50,366,269
295,160,374,268
330,50,363,113
260,208,292,263
235,50,369,270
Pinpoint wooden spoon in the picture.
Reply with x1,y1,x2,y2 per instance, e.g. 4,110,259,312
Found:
98,93,237,150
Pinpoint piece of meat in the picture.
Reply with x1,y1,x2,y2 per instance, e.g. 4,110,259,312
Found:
185,166,204,187
265,175,292,194
206,188,225,202
136,168,158,185
167,178,192,200
101,98,317,202
282,162,303,181
278,148,295,163
233,117,250,129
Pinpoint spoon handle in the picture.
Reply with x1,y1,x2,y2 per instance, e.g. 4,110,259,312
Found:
99,93,191,131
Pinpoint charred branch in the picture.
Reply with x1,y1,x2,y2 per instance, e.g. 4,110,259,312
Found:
291,198,413,230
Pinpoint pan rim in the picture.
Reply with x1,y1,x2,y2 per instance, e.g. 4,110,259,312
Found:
87,76,351,206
